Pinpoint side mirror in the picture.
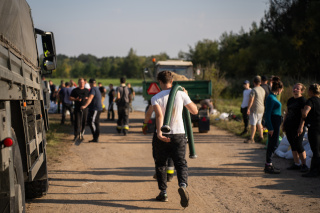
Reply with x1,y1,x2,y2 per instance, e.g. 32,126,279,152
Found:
41,32,56,72
35,29,57,73
144,68,149,73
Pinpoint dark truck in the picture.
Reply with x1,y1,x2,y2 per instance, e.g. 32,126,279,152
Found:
0,0,57,212
143,60,212,133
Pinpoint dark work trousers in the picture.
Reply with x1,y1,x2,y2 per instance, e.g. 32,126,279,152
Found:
87,110,101,140
61,103,73,124
74,108,88,137
241,107,249,131
117,104,129,131
285,128,305,153
152,133,188,191
266,115,282,163
308,127,320,171
107,102,115,120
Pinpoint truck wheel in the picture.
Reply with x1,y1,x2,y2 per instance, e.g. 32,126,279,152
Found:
25,152,49,199
12,129,26,213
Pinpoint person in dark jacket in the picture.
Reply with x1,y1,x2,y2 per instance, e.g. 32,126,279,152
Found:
116,77,131,135
299,83,320,177
59,82,74,125
81,78,102,142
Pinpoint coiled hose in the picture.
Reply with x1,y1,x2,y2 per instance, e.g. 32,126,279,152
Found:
161,83,197,159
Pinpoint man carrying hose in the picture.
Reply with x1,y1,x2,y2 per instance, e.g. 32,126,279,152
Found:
151,70,198,208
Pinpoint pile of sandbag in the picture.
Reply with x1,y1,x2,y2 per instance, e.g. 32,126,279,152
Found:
275,132,313,168
172,73,191,81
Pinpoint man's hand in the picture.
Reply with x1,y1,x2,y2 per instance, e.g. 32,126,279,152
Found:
182,87,188,95
247,108,250,115
268,130,274,137
80,105,86,110
142,123,148,135
157,132,171,143
297,126,304,136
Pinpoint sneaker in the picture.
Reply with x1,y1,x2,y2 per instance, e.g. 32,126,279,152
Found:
287,163,301,170
264,165,281,174
300,164,309,173
156,192,168,202
178,186,189,208
244,138,255,143
89,139,98,143
167,174,174,182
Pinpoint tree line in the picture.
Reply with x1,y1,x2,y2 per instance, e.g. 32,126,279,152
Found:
53,0,320,85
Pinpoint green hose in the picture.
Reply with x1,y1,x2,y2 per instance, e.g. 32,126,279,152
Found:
161,83,197,159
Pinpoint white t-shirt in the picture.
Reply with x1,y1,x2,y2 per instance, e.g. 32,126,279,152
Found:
241,88,252,108
151,89,192,134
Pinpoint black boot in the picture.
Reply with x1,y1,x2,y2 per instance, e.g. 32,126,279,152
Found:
302,157,320,178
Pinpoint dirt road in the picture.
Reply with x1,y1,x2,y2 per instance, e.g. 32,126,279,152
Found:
26,111,320,212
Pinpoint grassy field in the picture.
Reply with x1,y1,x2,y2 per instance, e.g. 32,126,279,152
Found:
211,97,268,144
49,78,144,87
45,114,73,164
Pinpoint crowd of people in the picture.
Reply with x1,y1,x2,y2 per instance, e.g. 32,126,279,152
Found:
47,77,134,142
240,76,320,177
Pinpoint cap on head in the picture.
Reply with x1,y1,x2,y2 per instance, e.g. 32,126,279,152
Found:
89,78,96,84
243,80,250,84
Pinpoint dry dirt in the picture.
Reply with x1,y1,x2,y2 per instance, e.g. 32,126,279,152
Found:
26,111,320,213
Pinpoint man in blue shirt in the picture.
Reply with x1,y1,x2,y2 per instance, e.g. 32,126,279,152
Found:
81,78,102,142
59,82,74,125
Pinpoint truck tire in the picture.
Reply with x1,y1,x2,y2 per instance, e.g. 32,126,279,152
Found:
25,153,49,199
11,129,26,213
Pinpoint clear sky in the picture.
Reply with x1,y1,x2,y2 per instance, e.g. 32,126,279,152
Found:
27,0,269,58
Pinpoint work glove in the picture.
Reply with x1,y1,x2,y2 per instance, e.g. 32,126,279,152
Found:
142,123,148,135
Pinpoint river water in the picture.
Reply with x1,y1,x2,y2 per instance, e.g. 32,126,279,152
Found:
103,94,148,112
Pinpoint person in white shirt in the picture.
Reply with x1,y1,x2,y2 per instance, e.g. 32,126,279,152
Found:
151,70,198,208
240,80,252,135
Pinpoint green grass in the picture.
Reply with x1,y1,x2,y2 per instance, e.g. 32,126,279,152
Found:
46,114,73,164
211,97,268,144
49,78,144,87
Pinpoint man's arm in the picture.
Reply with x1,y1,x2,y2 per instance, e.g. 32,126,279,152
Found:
247,96,254,115
185,102,198,115
153,104,170,142
298,105,311,136
144,105,153,124
81,94,94,110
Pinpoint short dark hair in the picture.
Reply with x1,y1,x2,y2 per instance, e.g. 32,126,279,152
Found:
120,77,126,84
157,70,173,84
271,76,283,92
89,78,96,83
65,82,70,87
261,75,268,82
253,75,261,84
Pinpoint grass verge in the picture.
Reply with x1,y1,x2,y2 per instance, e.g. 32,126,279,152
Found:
211,98,268,144
46,114,73,164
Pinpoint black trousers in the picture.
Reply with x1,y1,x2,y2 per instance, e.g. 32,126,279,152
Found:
117,104,129,130
87,110,101,140
152,133,188,191
74,109,88,137
61,103,73,124
108,102,115,120
266,115,282,163
241,107,249,130
285,128,305,153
